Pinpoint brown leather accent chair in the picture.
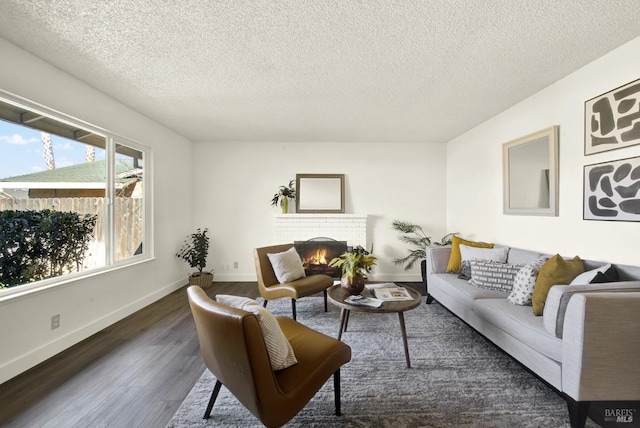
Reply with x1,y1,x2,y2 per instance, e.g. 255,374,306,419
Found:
253,243,334,320
187,286,352,427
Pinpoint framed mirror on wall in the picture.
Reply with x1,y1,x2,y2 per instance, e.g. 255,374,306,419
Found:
296,174,345,213
503,126,559,216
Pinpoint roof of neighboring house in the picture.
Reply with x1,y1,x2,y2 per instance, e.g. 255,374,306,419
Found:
0,159,140,188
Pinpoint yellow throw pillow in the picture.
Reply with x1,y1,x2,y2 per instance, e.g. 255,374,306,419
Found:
532,254,585,316
446,235,494,273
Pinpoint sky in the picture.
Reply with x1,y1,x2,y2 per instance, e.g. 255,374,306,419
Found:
0,119,105,180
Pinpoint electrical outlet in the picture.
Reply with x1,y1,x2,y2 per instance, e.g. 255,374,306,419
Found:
51,314,60,330
233,261,238,269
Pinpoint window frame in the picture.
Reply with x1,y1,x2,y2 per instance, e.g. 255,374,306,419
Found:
0,90,153,299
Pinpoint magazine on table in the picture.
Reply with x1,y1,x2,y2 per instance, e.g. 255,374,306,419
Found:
372,286,413,301
364,282,398,291
344,294,383,308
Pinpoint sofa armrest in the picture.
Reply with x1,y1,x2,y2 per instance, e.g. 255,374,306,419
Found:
426,245,451,277
561,292,640,401
544,281,640,338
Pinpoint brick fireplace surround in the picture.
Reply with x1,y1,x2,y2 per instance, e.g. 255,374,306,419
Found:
274,214,367,249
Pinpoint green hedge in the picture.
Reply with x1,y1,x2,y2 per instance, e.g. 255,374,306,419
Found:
0,209,97,288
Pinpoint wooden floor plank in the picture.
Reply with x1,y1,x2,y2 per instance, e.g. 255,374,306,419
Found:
0,281,420,427
0,282,258,428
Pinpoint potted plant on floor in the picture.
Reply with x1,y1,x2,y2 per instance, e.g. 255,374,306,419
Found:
176,228,214,289
329,245,377,295
392,219,455,286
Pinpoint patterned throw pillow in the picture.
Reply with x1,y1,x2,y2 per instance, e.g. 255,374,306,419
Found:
216,294,298,370
458,245,509,281
469,260,522,292
507,256,549,305
458,260,472,280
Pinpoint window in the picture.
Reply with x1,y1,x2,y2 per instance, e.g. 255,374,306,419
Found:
0,93,150,292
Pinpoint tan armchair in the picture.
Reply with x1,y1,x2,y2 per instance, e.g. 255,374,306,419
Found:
187,286,352,427
253,243,333,320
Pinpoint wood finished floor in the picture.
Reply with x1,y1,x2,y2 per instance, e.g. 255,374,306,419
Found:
0,282,260,428
0,281,423,428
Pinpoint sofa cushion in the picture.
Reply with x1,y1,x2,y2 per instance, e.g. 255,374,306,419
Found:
570,263,612,285
473,298,563,362
543,281,640,338
459,244,509,264
446,236,493,274
469,261,522,292
506,248,545,266
507,256,549,306
430,273,508,306
532,255,584,316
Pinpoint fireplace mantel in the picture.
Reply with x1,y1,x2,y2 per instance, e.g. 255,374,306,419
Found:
274,213,367,248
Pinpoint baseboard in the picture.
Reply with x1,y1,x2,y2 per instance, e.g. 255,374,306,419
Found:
214,273,258,282
213,273,423,282
0,278,185,385
369,273,422,282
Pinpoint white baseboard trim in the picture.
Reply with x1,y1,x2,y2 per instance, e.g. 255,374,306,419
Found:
0,278,185,385
214,273,258,282
212,273,423,282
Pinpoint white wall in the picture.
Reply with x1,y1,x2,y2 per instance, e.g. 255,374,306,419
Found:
191,141,448,282
0,38,194,384
447,36,640,264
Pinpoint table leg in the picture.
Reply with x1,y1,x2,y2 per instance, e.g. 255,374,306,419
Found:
344,310,350,332
398,312,411,368
338,308,349,341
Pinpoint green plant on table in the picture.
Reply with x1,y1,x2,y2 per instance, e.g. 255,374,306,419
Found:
329,245,377,283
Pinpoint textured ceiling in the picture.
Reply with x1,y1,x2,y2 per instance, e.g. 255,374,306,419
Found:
0,1,639,143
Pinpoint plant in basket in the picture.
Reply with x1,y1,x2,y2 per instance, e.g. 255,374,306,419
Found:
176,228,214,288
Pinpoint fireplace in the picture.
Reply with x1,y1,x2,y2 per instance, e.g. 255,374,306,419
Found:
294,238,350,278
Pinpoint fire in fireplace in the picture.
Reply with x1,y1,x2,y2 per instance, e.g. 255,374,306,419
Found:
294,238,350,278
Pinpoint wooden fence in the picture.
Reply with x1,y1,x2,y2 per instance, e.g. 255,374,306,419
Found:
0,197,143,267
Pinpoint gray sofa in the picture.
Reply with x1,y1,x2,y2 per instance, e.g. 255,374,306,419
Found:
426,245,640,428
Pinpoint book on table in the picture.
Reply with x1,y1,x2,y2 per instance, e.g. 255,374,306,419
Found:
344,294,383,308
372,285,414,301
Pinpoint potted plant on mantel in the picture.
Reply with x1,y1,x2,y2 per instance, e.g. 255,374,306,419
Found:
329,245,377,295
270,179,296,214
392,219,455,288
176,228,214,289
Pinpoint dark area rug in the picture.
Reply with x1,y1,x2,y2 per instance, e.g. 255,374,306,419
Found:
167,295,605,427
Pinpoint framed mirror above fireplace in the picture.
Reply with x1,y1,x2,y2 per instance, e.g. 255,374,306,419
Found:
296,173,345,213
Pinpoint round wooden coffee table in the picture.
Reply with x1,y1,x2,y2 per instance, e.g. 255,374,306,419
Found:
327,284,422,368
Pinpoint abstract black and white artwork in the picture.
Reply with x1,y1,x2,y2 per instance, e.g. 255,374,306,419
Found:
585,78,640,155
584,156,640,221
